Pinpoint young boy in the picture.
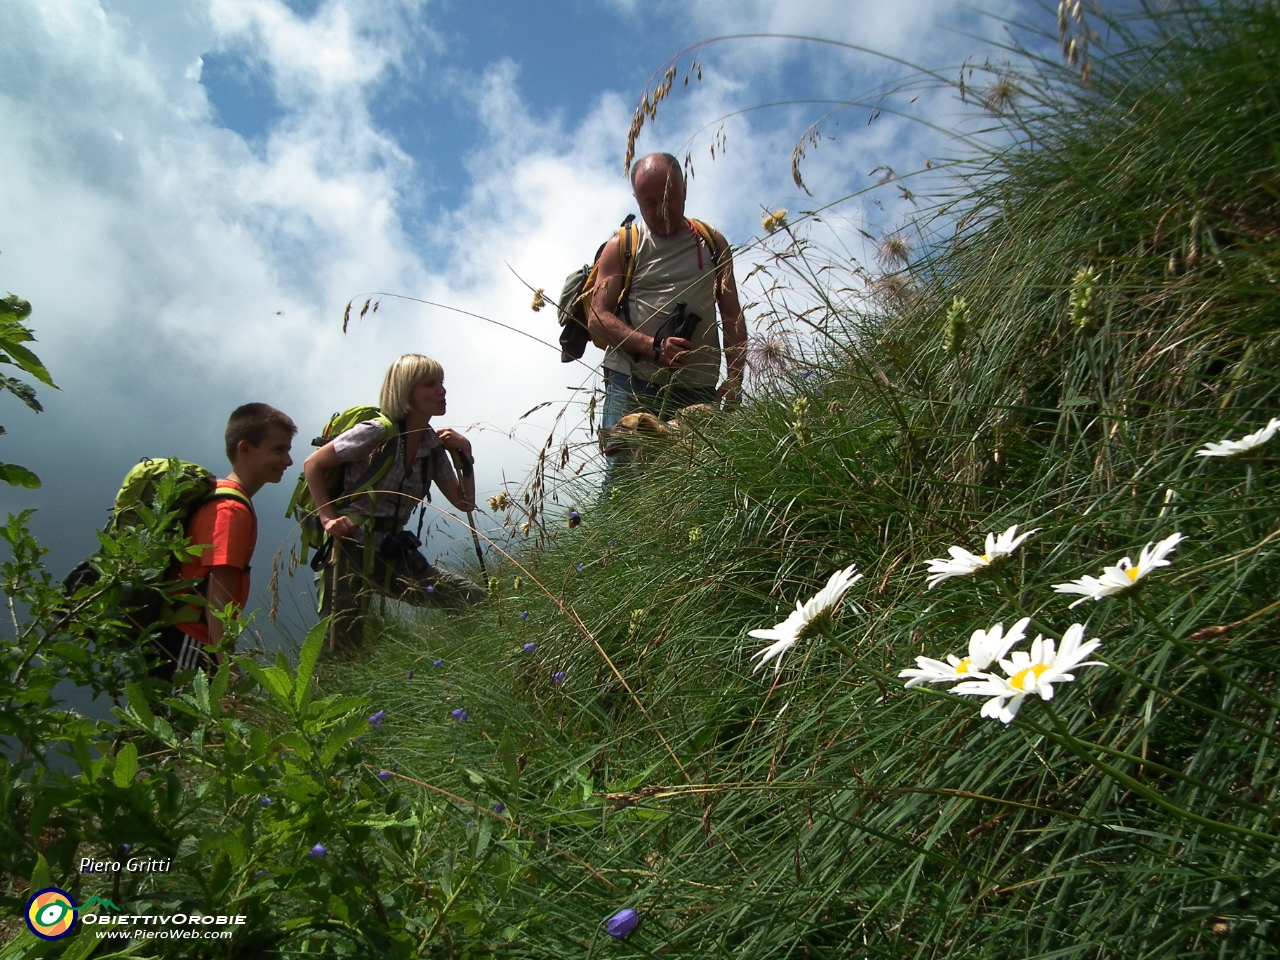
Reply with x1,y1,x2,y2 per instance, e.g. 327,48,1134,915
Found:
156,403,296,679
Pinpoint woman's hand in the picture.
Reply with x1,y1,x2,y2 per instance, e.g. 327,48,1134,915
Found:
436,428,472,457
322,514,360,540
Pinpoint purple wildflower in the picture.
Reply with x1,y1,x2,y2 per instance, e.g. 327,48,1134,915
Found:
801,370,812,379
523,642,536,653
259,796,273,807
426,584,435,594
254,869,268,880
493,802,505,814
407,668,415,679
519,611,529,621
552,671,566,684
609,538,617,547
368,710,385,728
451,708,469,722
378,770,392,781
308,844,327,858
605,908,639,940
433,659,444,668
576,562,584,571
121,844,132,854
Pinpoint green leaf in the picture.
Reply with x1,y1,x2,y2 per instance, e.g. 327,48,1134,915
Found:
294,616,327,711
274,732,313,760
191,669,211,714
113,743,138,788
209,852,233,896
58,927,106,960
0,462,40,489
50,642,90,665
236,657,292,704
2,339,55,387
29,852,52,893
124,682,154,731
320,711,369,765
210,662,230,708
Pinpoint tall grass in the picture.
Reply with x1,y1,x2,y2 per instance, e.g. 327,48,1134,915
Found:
333,3,1280,956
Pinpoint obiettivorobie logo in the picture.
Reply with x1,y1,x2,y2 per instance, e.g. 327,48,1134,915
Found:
25,887,246,943
25,887,78,940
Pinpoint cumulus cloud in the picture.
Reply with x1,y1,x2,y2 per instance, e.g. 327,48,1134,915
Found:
0,0,1025,636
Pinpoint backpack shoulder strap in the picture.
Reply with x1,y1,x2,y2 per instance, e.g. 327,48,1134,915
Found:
688,219,723,265
342,419,403,507
374,413,397,440
618,222,640,298
203,484,254,516
197,482,258,542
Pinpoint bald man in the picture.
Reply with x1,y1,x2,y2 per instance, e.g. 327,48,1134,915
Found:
588,152,746,447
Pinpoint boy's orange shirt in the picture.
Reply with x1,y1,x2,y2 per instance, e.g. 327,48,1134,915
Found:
177,479,257,645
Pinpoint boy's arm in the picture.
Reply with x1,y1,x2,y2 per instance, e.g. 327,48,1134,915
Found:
205,565,240,660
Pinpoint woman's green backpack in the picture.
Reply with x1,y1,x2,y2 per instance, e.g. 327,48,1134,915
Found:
284,406,400,564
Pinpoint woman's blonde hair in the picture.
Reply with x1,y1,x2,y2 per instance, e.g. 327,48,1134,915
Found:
380,354,444,420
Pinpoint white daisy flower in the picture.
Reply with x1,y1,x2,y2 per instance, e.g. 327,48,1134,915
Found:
749,564,862,674
898,617,1030,687
1195,417,1280,458
1051,532,1184,608
952,624,1105,723
924,525,1038,589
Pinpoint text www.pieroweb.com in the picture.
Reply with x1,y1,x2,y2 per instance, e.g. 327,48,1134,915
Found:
86,913,246,940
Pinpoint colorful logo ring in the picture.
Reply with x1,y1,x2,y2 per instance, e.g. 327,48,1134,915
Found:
26,887,78,940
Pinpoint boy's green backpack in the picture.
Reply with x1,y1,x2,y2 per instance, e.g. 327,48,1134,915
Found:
63,458,253,633
110,459,219,531
285,406,404,564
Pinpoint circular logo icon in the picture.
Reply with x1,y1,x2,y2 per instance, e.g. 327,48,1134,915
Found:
26,887,78,940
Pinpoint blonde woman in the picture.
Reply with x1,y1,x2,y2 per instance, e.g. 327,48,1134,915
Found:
304,354,485,649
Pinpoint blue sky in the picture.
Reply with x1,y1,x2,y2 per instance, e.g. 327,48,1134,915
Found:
0,0,1046,643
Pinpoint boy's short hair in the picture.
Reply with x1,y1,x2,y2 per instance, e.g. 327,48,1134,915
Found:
380,354,445,420
225,403,297,463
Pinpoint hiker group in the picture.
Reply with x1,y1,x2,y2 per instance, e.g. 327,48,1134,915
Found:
76,152,744,682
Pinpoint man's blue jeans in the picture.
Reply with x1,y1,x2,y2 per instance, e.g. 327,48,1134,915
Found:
600,370,718,482
600,370,718,430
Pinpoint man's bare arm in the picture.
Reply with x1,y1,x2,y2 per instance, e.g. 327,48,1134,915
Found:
588,236,692,368
713,230,747,400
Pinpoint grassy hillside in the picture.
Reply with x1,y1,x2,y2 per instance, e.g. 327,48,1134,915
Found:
336,4,1280,956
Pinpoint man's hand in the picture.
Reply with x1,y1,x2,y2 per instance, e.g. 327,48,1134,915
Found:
717,376,743,410
658,336,694,368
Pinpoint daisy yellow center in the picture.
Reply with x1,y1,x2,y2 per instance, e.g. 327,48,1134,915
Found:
954,657,974,675
1011,663,1050,691
980,554,990,563
1125,566,1141,582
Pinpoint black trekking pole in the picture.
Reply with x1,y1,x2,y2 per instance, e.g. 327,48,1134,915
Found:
449,449,487,579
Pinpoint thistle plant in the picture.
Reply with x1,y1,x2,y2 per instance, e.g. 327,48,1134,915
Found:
942,295,969,354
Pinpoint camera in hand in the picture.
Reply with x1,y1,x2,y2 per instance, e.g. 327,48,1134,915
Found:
378,530,432,577
669,301,703,342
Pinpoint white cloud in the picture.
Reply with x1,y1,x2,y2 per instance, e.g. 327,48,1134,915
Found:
0,0,1022,633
